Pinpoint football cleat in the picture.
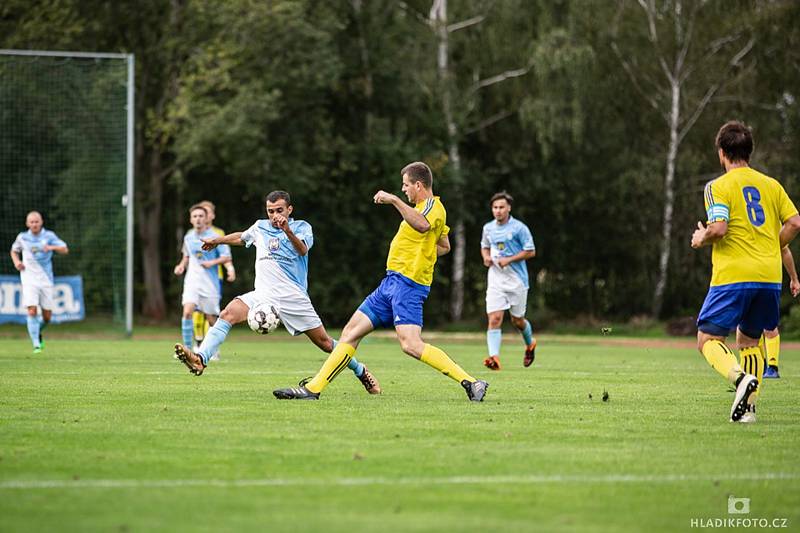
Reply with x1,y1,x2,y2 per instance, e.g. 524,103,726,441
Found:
273,385,320,400
483,355,501,371
763,365,780,379
462,379,489,402
730,374,758,422
33,346,42,354
174,344,206,376
523,339,537,367
357,365,381,395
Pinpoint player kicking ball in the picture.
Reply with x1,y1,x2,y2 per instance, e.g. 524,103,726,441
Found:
273,162,488,401
10,211,69,353
172,190,380,395
480,192,538,370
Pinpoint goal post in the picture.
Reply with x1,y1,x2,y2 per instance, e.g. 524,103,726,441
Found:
0,50,135,334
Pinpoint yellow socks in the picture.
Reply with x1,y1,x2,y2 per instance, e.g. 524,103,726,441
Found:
739,345,765,400
420,344,473,384
305,342,355,393
701,339,742,383
762,334,780,367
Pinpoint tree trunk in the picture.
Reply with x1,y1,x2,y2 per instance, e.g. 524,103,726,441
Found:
431,0,466,321
137,150,167,320
652,81,680,317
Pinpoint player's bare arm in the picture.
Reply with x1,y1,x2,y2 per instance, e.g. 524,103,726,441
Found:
778,214,800,249
436,234,451,257
43,244,69,254
273,214,308,256
691,221,727,249
173,255,189,275
202,232,245,250
10,250,24,271
496,249,535,268
481,247,493,267
200,256,231,269
373,190,431,233
781,246,800,297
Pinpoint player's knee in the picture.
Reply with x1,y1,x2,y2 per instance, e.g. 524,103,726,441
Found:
510,316,526,329
399,339,423,359
487,315,503,329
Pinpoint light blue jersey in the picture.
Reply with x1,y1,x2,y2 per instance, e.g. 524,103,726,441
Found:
241,218,313,293
481,215,535,289
11,228,67,286
183,228,231,298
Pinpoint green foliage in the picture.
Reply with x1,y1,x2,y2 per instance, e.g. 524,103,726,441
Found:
3,1,800,324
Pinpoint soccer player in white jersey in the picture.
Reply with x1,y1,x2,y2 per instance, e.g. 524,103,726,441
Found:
480,192,537,370
173,191,381,394
10,211,69,353
173,204,232,350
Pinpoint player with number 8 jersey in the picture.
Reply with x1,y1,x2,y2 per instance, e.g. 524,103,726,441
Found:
692,120,800,423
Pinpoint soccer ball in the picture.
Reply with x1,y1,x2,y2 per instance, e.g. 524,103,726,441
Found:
247,303,281,334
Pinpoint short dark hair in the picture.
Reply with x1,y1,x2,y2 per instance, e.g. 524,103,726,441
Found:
189,203,208,215
490,191,513,207
716,121,753,163
266,190,292,206
401,161,433,189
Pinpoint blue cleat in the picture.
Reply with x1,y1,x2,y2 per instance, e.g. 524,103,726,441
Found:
763,365,780,379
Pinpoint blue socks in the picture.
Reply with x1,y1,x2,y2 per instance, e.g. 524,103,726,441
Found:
197,319,232,365
521,320,534,345
487,328,502,357
348,357,365,377
26,315,41,349
181,318,194,348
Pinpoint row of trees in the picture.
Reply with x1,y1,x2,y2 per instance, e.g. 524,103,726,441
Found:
2,0,799,327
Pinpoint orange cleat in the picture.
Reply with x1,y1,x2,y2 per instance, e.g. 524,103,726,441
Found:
523,339,537,367
483,355,502,371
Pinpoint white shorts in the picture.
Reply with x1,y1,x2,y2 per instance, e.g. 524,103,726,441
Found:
236,290,322,336
486,286,528,317
182,289,220,316
22,283,54,310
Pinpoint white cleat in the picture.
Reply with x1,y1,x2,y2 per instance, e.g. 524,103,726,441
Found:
730,374,758,422
738,410,756,424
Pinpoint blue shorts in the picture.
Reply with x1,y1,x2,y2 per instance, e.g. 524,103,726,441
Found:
697,284,781,339
358,271,430,328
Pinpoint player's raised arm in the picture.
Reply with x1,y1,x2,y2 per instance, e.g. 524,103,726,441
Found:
202,232,245,250
373,190,431,233
273,215,308,256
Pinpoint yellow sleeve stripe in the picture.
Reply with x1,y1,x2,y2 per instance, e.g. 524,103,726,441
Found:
421,198,435,217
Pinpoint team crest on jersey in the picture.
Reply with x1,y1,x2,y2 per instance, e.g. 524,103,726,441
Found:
497,242,506,251
269,237,280,252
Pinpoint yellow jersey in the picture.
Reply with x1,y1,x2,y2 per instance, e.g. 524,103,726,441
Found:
704,167,797,287
386,196,449,287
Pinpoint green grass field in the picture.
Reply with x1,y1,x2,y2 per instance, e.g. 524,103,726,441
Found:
1,327,798,532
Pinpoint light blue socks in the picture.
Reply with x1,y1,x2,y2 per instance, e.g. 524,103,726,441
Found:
197,319,232,365
521,320,533,345
487,328,502,357
26,315,41,349
181,318,193,348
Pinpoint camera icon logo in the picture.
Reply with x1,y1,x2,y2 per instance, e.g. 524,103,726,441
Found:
728,496,750,514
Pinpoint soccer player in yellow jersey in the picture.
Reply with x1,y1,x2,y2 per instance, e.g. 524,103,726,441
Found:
691,121,800,423
273,162,488,401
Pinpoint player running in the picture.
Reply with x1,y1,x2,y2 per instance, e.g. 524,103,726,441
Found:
174,204,231,352
10,211,69,353
173,191,381,395
480,191,538,370
691,120,800,423
273,162,488,401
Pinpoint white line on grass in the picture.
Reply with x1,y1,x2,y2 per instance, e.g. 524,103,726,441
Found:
1,472,797,490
